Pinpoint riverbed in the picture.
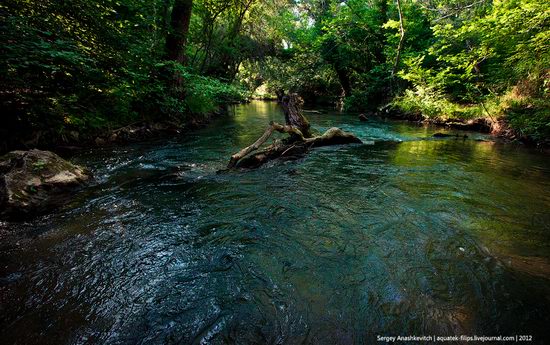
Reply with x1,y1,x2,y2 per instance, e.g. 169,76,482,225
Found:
1,101,549,344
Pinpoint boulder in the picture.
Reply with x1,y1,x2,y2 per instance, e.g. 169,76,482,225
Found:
0,150,92,219
358,114,369,122
95,137,106,146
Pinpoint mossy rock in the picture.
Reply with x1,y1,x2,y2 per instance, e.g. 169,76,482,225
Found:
0,150,92,219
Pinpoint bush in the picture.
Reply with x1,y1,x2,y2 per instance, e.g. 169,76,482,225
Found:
344,91,374,112
185,74,249,114
393,85,462,119
506,99,550,142
151,63,249,118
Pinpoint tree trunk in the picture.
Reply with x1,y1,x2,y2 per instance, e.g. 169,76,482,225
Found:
281,94,312,138
166,0,194,64
226,94,362,169
275,89,285,103
391,0,405,77
335,66,352,97
375,0,388,64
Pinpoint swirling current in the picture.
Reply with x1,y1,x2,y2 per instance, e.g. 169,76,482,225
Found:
1,101,550,344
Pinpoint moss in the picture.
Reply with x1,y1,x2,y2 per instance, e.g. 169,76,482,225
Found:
32,160,47,172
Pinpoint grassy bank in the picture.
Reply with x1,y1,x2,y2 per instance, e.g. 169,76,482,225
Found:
0,69,250,154
390,82,550,146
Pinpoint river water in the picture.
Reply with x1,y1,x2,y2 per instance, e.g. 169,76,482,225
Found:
1,101,550,344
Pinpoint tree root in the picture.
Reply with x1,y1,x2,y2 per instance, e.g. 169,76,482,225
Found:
227,93,362,170
227,122,362,169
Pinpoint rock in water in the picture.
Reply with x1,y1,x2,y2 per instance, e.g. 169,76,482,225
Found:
0,150,92,219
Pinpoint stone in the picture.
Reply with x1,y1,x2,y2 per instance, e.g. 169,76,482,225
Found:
0,150,92,219
68,131,80,141
108,133,118,142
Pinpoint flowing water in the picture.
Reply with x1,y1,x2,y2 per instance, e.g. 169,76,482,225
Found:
1,101,550,344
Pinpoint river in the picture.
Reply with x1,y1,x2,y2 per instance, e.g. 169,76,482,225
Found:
1,101,550,344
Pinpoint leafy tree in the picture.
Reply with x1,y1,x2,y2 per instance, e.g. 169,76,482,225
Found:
1,0,549,149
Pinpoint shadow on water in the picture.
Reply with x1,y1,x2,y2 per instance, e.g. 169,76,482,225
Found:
1,101,550,344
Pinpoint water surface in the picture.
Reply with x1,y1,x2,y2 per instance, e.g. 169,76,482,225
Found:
1,101,550,344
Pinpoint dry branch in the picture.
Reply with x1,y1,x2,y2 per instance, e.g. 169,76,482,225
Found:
227,125,362,169
228,122,305,168
282,94,312,138
226,94,363,170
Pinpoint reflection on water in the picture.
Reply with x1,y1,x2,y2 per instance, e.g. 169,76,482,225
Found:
1,101,550,344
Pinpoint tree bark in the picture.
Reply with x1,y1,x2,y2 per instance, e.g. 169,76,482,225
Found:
226,94,362,169
166,0,194,64
281,94,312,138
227,122,307,168
227,125,362,169
335,66,352,97
275,89,285,103
391,0,405,77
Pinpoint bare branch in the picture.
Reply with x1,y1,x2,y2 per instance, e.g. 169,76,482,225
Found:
227,122,305,168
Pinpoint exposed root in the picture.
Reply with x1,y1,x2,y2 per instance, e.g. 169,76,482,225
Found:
227,122,306,168
227,123,362,169
226,93,362,170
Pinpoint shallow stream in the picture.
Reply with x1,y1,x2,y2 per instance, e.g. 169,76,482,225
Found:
1,101,550,344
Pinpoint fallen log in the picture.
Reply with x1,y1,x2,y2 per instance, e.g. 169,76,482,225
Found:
227,94,362,169
282,94,312,138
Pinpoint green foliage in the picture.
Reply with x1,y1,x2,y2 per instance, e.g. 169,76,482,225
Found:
387,0,550,142
236,0,395,106
506,99,550,143
432,0,549,90
392,85,479,119
2,0,549,147
188,0,287,80
185,74,249,114
131,62,248,120
1,0,162,141
0,0,253,149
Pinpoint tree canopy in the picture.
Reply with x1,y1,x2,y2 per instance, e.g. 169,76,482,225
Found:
1,0,548,150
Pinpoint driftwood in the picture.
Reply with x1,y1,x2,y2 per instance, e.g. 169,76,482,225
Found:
282,94,312,138
227,94,362,169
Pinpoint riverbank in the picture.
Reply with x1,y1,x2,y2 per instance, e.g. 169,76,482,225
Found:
0,107,233,157
3,93,547,159
385,87,550,148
